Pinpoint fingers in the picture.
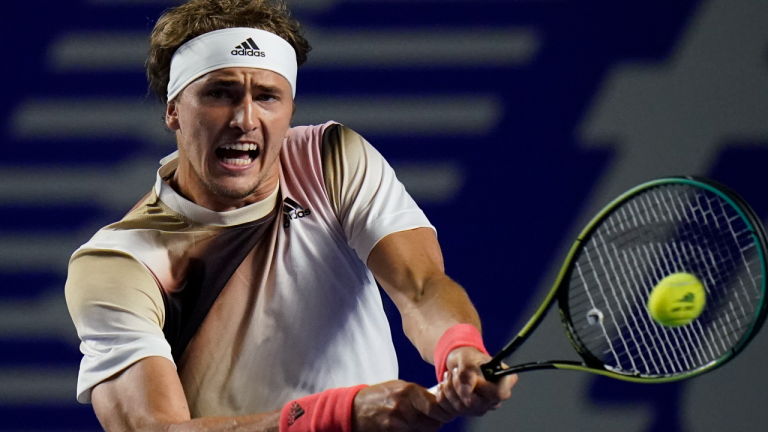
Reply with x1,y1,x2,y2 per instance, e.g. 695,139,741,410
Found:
437,369,464,413
407,384,454,424
436,368,495,416
496,373,518,400
476,361,519,402
438,348,521,416
352,380,454,432
455,364,479,404
396,397,442,432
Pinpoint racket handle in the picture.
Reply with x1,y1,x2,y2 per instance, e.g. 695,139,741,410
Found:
481,360,503,382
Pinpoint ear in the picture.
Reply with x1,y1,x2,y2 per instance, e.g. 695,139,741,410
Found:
166,100,180,131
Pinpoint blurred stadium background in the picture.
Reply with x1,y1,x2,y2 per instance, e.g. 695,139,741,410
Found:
1,0,767,431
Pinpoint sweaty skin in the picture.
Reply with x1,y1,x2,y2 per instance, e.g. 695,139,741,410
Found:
90,67,516,432
367,228,518,417
165,68,291,212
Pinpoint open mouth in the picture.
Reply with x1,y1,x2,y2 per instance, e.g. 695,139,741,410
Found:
215,143,260,166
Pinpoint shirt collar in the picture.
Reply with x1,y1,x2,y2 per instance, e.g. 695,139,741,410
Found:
154,151,279,226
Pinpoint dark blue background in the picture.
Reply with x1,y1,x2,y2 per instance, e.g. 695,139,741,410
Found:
1,1,766,431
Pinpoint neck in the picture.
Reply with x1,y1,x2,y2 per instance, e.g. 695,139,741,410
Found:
170,163,280,212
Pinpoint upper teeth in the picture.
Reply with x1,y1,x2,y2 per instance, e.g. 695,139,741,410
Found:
220,143,258,151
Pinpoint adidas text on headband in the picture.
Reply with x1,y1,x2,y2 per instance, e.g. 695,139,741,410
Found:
167,28,298,102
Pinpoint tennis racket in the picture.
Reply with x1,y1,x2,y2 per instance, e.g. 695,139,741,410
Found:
438,176,768,390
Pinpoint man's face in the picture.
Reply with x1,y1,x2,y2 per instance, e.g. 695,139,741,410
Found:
165,67,293,211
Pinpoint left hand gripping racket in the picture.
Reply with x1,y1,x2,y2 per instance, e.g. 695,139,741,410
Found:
451,177,768,387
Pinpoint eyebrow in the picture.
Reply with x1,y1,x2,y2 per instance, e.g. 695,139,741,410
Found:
205,79,283,95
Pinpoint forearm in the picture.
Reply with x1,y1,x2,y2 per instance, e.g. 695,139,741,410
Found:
95,390,280,432
397,273,481,364
165,411,281,432
367,230,514,419
96,396,280,432
366,228,483,364
92,357,281,432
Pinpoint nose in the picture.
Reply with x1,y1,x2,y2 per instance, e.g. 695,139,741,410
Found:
230,97,258,132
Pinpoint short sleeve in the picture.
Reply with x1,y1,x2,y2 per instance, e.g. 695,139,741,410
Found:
321,124,435,264
65,251,174,403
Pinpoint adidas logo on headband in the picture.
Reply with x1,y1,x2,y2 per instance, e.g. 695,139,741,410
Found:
168,28,297,101
231,38,265,57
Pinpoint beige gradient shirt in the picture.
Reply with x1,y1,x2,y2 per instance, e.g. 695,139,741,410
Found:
65,122,434,416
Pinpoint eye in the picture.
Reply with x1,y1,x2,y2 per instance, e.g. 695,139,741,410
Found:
208,89,230,99
254,93,278,102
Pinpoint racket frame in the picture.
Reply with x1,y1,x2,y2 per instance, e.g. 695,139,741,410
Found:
482,177,768,384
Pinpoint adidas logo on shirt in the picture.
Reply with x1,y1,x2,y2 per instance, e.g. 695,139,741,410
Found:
231,37,265,57
283,198,311,228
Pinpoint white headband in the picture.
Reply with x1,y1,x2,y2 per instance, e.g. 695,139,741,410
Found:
167,27,298,102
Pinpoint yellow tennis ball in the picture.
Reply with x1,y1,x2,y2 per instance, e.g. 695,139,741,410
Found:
647,273,706,327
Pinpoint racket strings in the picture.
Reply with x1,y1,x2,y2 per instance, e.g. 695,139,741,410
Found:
565,184,763,378
630,190,753,370
647,188,755,365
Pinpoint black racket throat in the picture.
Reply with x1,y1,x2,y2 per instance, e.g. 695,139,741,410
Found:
480,291,604,381
483,360,585,379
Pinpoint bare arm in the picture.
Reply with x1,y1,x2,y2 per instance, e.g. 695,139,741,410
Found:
91,356,280,432
366,227,480,364
92,356,453,432
367,227,516,416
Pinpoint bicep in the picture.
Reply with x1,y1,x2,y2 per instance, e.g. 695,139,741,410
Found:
367,227,445,307
93,356,190,432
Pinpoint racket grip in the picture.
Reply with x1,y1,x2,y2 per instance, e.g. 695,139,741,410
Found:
481,359,504,382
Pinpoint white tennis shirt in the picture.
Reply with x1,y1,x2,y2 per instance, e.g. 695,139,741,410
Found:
65,122,435,416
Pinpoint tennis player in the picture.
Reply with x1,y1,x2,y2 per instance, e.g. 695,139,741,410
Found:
64,1,516,431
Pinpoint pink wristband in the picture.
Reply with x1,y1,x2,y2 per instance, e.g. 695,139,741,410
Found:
434,323,489,381
280,385,367,432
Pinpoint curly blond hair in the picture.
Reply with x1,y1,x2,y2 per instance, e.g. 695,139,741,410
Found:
146,0,310,103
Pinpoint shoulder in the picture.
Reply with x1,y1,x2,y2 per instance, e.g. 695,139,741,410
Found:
320,123,372,163
283,121,338,153
283,122,373,159
319,123,388,188
66,250,165,329
281,122,379,194
71,189,196,286
67,196,178,329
